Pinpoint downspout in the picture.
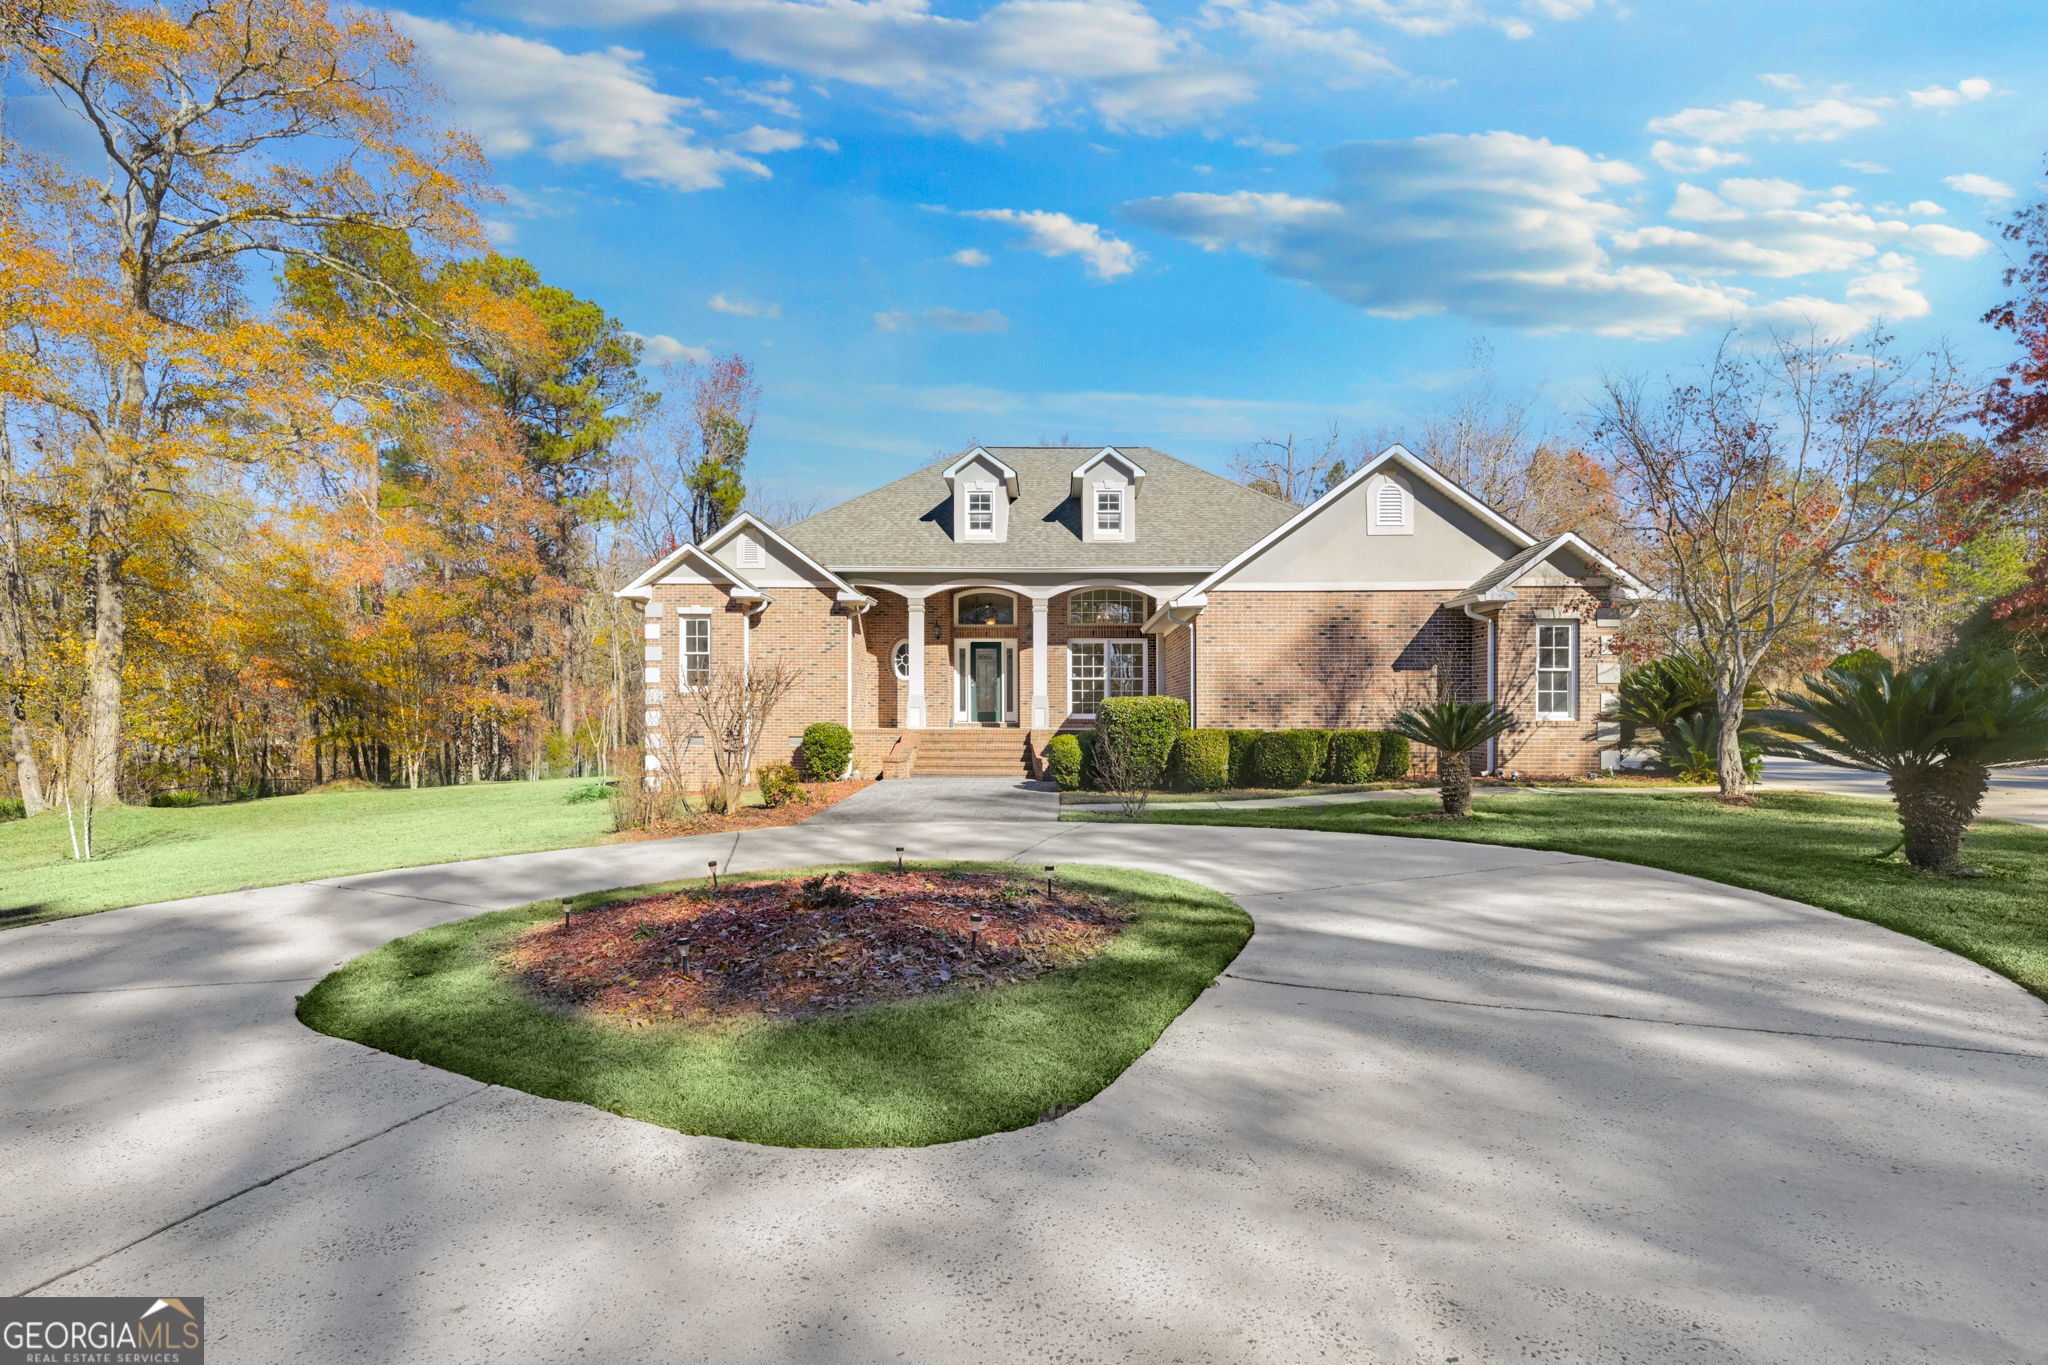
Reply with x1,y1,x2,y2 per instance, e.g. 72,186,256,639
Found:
1461,603,1497,774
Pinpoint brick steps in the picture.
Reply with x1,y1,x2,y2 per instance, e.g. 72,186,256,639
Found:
907,728,1036,777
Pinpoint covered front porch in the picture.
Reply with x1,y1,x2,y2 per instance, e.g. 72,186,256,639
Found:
849,578,1189,732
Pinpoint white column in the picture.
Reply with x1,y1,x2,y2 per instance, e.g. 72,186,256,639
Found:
906,595,928,728
1030,596,1050,729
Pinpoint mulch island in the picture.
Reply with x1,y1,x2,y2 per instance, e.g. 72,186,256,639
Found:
297,861,1251,1148
503,869,1131,1026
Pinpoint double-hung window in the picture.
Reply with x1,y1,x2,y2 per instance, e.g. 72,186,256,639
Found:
966,489,994,533
1535,623,1575,718
1069,640,1145,714
1094,488,1123,535
681,616,711,691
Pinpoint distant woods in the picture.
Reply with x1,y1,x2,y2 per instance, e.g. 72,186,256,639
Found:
0,0,762,815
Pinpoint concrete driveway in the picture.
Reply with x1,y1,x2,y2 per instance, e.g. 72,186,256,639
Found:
4,812,2046,1363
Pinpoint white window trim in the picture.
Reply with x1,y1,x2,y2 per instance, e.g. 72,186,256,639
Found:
1067,587,1148,626
680,615,712,693
1535,622,1577,720
1065,637,1148,719
954,588,1017,627
1093,486,1125,536
963,485,997,538
890,638,912,682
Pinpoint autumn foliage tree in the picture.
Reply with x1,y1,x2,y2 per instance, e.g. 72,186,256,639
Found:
0,0,485,804
1978,164,2048,647
1593,331,1978,800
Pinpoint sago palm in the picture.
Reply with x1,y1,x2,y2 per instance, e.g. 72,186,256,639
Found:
1388,700,1517,817
1758,653,2048,873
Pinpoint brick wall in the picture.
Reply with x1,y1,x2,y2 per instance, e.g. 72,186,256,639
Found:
1190,586,1615,779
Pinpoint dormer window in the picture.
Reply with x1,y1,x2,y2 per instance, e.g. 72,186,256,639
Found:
1094,488,1124,535
967,489,994,533
944,449,1016,542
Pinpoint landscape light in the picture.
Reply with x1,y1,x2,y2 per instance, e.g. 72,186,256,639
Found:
896,846,905,872
707,860,719,890
969,912,983,954
1044,864,1056,897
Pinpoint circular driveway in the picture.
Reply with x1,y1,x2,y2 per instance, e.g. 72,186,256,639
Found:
4,806,2045,1363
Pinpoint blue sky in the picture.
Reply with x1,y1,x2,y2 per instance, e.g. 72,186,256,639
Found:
18,0,2048,506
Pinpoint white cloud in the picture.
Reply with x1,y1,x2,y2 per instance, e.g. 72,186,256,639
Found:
1840,160,1890,175
1758,73,1804,91
1650,141,1749,173
958,208,1142,280
631,333,714,364
1944,172,2015,200
707,293,782,317
1235,134,1301,155
874,307,1011,333
1647,97,1883,145
1124,132,1988,338
949,248,993,267
394,15,774,191
1908,77,1996,108
1906,200,1945,216
477,0,1247,137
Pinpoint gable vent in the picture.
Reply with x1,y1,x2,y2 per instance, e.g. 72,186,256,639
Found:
1374,483,1406,527
736,535,764,568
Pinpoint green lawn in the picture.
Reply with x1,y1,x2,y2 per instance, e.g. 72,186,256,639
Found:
2,779,615,930
1077,791,2048,1002
297,861,1252,1148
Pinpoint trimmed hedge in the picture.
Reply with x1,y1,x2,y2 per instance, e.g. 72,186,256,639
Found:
1167,729,1231,791
1225,730,1260,787
1077,731,1100,789
797,722,854,780
1375,731,1412,780
1324,729,1383,784
1249,729,1320,788
1045,733,1084,791
1300,728,1333,777
1094,696,1190,790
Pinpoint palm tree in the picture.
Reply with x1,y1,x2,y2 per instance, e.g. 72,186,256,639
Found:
1388,700,1517,817
1759,653,2048,873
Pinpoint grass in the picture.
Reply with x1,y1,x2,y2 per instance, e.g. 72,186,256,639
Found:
297,861,1252,1148
1075,791,2048,1002
1,779,615,930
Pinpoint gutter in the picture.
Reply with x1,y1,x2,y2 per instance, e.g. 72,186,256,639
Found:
1461,602,1499,775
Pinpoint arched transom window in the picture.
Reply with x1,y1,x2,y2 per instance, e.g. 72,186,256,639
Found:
954,590,1015,627
1067,588,1147,625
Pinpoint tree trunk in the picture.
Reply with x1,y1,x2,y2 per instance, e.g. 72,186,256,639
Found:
82,542,126,805
1889,762,1989,873
1713,681,1749,801
1438,749,1473,816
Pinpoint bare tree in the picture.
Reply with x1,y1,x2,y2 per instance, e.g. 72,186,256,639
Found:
1591,330,1978,800
1091,727,1152,820
741,491,824,528
1228,424,1350,505
675,662,803,813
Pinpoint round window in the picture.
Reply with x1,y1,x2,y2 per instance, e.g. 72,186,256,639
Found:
891,640,912,681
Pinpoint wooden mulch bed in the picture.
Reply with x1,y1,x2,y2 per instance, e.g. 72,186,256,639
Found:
609,778,874,840
502,869,1131,1026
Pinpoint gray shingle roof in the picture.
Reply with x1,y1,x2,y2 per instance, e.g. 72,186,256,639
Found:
1453,534,1565,601
781,446,1300,569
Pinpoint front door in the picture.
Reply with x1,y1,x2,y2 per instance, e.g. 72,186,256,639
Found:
969,641,1004,723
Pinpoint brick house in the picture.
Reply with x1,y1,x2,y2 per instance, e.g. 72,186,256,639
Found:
617,443,1650,783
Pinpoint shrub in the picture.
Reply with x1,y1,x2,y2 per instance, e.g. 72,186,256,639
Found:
797,722,854,781
0,797,24,822
1224,729,1260,787
1324,729,1383,784
1076,731,1100,789
1374,731,1412,780
1250,729,1320,788
756,763,810,808
566,781,613,804
1299,728,1333,777
149,791,203,808
1167,729,1230,791
1045,733,1084,791
1094,695,1190,790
